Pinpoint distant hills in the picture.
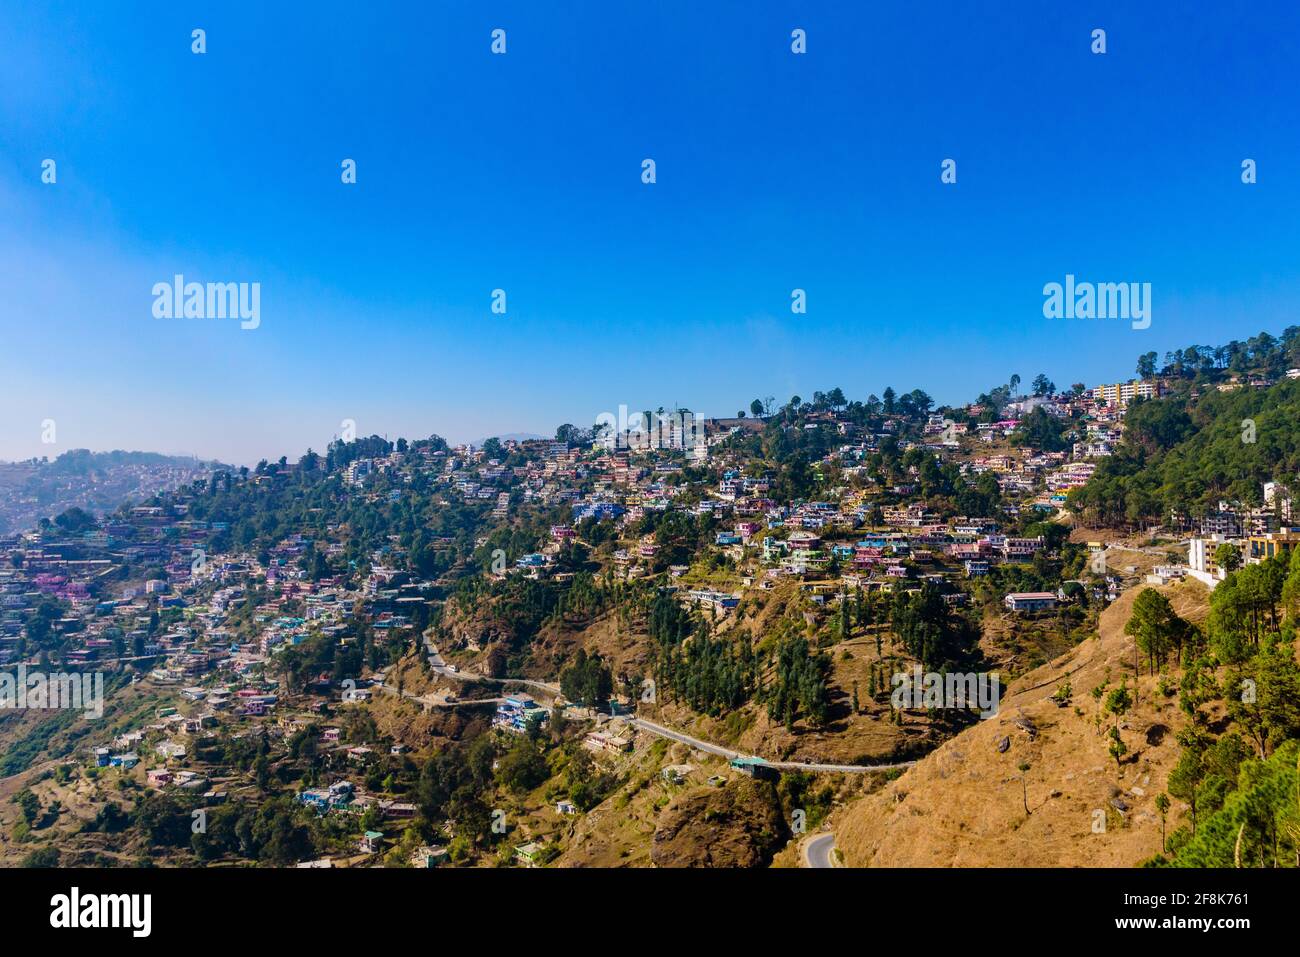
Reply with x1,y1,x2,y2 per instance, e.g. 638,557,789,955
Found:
0,449,228,535
475,432,548,445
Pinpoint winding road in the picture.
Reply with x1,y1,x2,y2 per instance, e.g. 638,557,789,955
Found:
376,683,505,709
627,715,914,774
421,637,914,775
803,833,838,868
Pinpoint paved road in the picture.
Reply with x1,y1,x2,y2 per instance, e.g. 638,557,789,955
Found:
423,638,560,697
627,716,743,761
376,682,505,709
628,716,914,775
803,832,838,868
425,637,913,776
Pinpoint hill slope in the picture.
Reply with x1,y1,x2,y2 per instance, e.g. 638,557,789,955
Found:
833,581,1211,867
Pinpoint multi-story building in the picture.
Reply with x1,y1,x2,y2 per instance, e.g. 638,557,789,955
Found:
1188,535,1233,589
1092,379,1160,407
494,694,549,733
1246,529,1300,565
1201,511,1244,538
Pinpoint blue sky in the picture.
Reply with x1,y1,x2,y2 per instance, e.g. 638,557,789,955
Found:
2,1,1299,465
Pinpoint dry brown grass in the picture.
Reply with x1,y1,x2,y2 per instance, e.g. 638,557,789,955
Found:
833,579,1210,867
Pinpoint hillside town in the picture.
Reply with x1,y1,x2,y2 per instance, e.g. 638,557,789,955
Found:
13,370,1300,681
6,357,1300,871
2,377,1184,679
0,451,222,537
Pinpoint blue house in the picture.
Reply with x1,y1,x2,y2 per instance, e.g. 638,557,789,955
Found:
494,694,549,733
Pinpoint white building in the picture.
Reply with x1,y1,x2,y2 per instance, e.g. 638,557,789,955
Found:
1187,536,1230,590
1092,380,1160,407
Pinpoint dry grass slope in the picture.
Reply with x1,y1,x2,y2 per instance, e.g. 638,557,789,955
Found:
834,579,1211,867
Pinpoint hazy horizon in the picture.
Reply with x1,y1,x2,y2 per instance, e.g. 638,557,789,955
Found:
0,324,1250,471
